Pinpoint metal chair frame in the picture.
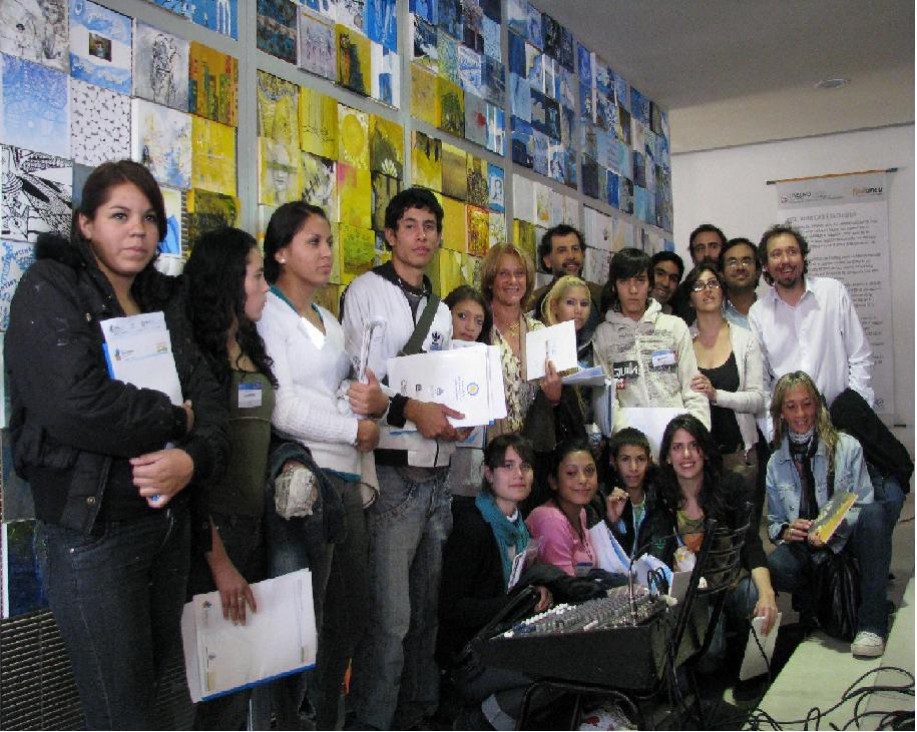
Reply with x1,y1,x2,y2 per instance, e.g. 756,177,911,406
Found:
515,504,753,730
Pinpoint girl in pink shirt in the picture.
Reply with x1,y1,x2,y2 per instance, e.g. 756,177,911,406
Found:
526,438,599,576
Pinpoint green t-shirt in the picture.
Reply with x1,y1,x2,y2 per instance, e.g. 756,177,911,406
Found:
207,370,274,517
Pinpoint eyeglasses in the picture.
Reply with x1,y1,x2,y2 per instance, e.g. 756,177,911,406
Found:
691,279,721,293
724,256,756,269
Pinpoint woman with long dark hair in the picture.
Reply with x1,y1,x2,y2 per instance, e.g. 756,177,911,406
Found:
766,371,890,657
526,438,601,576
5,160,228,729
443,285,493,506
184,227,275,729
685,263,765,510
650,415,777,645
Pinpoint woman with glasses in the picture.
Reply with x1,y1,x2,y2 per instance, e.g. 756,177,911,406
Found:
481,243,566,510
686,264,766,507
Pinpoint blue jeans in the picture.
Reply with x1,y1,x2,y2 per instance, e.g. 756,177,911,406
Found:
697,575,760,672
767,501,890,636
349,465,452,730
37,507,190,730
252,479,333,726
867,463,905,534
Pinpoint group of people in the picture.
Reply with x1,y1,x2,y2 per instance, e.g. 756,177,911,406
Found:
4,159,905,731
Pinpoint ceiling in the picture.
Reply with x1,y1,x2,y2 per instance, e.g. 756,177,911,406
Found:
532,1,915,153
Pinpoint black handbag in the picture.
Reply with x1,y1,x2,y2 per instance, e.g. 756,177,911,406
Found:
811,465,860,641
812,550,860,641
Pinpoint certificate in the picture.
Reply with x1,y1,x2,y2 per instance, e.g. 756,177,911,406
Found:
387,345,506,428
100,311,182,405
525,320,578,380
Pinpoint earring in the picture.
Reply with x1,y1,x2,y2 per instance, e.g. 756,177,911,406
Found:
279,258,286,264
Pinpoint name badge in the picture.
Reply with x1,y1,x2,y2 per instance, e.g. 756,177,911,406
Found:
651,349,677,368
238,381,263,408
612,360,639,380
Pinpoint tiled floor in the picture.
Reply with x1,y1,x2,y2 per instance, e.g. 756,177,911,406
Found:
751,492,915,730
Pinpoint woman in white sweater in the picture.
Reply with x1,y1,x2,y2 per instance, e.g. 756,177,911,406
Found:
257,202,387,729
686,263,765,503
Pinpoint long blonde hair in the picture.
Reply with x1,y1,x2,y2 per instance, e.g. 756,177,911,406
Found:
770,371,838,464
540,275,590,325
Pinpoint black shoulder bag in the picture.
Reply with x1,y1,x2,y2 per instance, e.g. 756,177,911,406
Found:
399,293,441,357
812,465,861,641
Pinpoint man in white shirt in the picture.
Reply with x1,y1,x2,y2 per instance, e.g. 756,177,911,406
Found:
748,224,873,434
341,187,463,730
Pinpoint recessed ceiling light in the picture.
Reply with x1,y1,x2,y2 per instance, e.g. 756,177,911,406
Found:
815,77,850,90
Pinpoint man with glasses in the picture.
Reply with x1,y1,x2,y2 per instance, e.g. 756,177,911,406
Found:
670,223,727,324
718,237,761,329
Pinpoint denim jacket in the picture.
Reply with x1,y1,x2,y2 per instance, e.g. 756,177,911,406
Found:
766,432,873,552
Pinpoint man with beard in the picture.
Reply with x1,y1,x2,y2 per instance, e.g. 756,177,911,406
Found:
749,224,873,425
719,237,760,329
531,224,603,340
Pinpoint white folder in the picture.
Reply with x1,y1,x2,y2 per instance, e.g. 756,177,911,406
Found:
181,569,317,702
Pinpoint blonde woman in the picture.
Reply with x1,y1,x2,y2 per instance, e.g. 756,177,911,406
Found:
481,243,568,509
765,371,890,658
540,274,594,366
481,243,561,440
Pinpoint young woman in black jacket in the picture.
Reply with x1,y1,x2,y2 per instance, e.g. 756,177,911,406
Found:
5,160,228,730
438,434,552,729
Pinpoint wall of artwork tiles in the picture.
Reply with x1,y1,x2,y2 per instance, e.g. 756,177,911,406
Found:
0,0,674,726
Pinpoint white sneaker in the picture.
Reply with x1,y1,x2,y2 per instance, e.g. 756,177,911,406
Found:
851,631,885,657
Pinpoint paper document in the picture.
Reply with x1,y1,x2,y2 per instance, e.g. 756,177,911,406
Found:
739,612,782,681
181,569,316,702
100,312,182,405
562,365,606,386
387,346,507,428
525,320,578,380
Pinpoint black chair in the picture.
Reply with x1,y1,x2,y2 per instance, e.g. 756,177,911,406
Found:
513,505,752,730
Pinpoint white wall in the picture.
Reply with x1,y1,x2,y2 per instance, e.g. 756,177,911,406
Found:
670,124,915,453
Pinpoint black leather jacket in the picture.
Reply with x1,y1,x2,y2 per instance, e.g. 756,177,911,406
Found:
5,233,228,533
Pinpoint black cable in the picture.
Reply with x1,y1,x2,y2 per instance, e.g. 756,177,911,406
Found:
747,615,774,682
741,665,913,730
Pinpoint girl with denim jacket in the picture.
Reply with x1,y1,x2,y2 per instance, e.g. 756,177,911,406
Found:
765,371,890,658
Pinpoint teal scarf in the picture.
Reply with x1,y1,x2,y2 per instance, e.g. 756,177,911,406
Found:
475,491,530,586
